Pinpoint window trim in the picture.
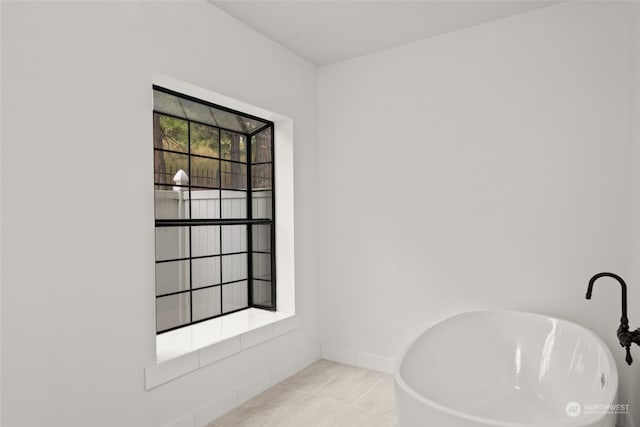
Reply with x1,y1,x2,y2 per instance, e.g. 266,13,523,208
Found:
153,85,277,334
146,309,300,390
148,73,297,378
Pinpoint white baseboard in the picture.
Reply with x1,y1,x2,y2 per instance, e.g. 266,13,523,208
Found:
194,391,237,427
321,346,396,374
161,349,321,427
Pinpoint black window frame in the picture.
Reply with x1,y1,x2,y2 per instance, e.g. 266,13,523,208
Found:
153,85,276,335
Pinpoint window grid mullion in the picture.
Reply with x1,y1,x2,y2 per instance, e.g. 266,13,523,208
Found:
270,124,277,310
247,133,254,308
188,121,193,325
218,127,223,316
154,146,249,165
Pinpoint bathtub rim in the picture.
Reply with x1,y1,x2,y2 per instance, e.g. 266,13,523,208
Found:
393,310,619,427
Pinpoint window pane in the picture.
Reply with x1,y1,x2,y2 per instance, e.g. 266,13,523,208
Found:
252,280,272,307
190,189,220,219
221,161,247,190
154,151,188,186
222,253,247,283
192,257,221,289
253,253,271,281
222,225,247,254
154,114,188,153
180,97,217,125
191,225,220,257
154,88,268,134
220,131,247,162
192,287,221,321
222,281,248,313
156,293,191,332
252,163,272,190
154,88,275,333
214,109,265,134
251,127,272,163
155,185,190,220
155,260,190,296
191,157,220,188
252,224,271,253
221,190,247,218
154,91,185,119
155,227,189,261
191,123,219,158
252,191,272,219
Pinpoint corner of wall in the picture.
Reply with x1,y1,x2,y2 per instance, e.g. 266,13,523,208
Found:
0,0,4,423
627,4,640,427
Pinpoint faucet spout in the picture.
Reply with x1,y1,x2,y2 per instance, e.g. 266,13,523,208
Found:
587,272,640,365
587,272,628,327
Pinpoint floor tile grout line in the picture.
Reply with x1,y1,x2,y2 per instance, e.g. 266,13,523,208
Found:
305,388,394,416
313,363,389,407
270,391,395,426
276,363,351,396
254,390,317,427
282,377,381,410
272,363,395,416
213,385,313,426
211,360,397,427
350,373,389,409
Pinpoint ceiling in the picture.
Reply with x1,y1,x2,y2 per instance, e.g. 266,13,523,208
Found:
209,1,561,66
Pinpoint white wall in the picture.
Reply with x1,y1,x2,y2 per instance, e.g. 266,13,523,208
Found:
629,3,640,426
0,2,319,426
319,0,638,416
0,0,3,423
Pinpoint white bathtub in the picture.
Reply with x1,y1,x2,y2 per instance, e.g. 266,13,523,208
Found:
394,311,618,427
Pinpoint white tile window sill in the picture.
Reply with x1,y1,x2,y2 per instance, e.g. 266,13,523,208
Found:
145,309,299,390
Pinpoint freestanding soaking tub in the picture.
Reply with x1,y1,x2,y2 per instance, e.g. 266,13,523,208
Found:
394,311,618,427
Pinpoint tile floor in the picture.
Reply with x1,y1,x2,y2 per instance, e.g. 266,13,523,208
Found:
209,359,397,427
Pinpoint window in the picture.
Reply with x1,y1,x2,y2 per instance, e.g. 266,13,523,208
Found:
153,86,275,334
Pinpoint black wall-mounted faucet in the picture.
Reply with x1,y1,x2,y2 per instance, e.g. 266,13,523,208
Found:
587,272,640,365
